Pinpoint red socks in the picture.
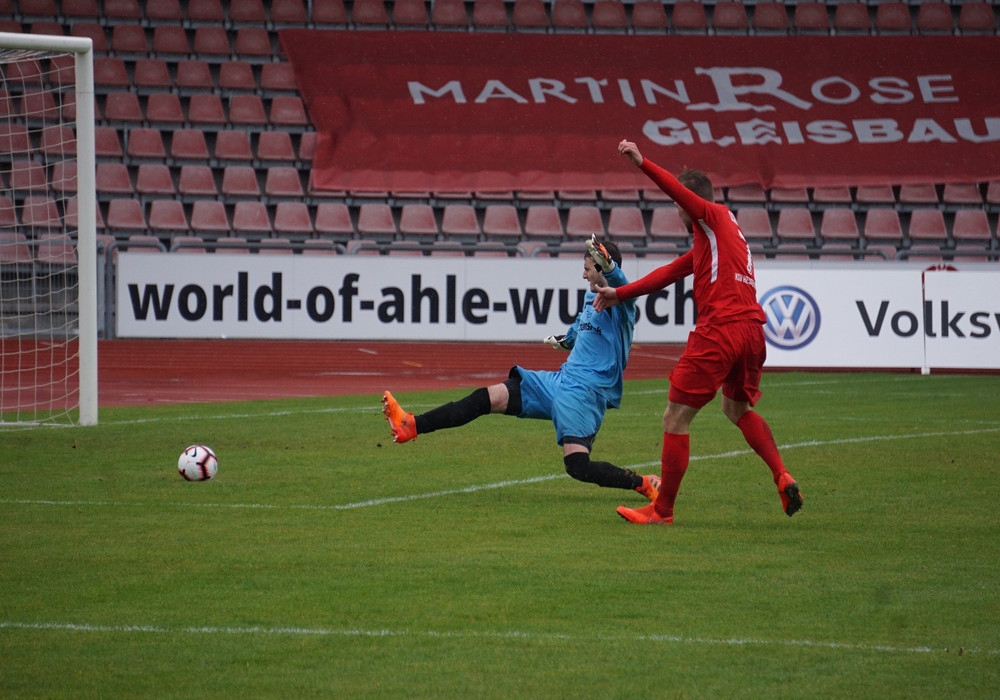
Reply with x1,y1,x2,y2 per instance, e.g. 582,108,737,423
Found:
654,432,689,517
736,410,786,485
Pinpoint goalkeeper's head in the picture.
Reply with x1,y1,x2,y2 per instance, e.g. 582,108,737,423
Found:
585,237,623,268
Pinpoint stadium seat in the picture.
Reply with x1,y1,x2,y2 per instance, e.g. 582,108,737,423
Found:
431,0,468,28
221,165,262,199
49,55,77,89
833,3,872,34
10,159,46,193
357,202,397,239
399,203,439,240
735,207,774,245
18,89,58,122
145,92,185,127
753,3,790,35
148,200,189,235
214,130,254,162
630,0,669,32
168,129,210,163
232,201,271,234
648,207,688,242
18,0,57,19
0,232,34,266
95,126,124,159
21,197,61,232
483,204,523,242
270,0,308,26
792,2,830,34
193,26,232,60
524,205,564,241
0,124,30,155
551,0,588,32
565,205,604,238
898,183,939,208
103,0,142,22
214,236,250,254
110,24,149,57
103,91,143,122
855,185,896,205
169,235,208,253
776,207,817,244
592,0,628,33
190,201,230,235
145,0,183,22
260,63,298,93
63,197,105,230
440,204,481,240
264,167,304,199
135,164,176,198
987,181,1000,209
96,162,134,197
273,202,313,235
819,208,860,245
671,1,707,33
38,124,76,158
229,0,267,25
713,1,749,34
219,61,257,93
352,0,390,28
512,0,550,32
907,208,948,243
126,128,167,162
269,96,309,127
472,0,509,30
175,61,215,92
606,206,647,244
229,95,268,127
187,0,225,24
958,2,996,34
133,59,172,93
557,189,597,204
311,0,348,25
600,188,640,203
951,210,992,244
769,187,810,206
0,197,18,228
916,1,955,34
151,25,191,57
93,58,130,89
258,237,295,255
863,208,904,244
49,160,78,194
726,183,767,205
256,131,296,164
62,0,100,19
35,233,78,266
941,183,983,207
812,186,853,205
106,198,148,234
313,202,354,238
177,165,219,199
874,2,913,35
301,239,339,255
234,28,273,61
188,94,227,126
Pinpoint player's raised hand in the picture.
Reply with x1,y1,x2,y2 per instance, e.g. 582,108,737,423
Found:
592,284,620,312
586,234,613,273
618,139,643,167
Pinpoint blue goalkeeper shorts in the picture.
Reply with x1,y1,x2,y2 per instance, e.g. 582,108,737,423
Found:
511,366,606,446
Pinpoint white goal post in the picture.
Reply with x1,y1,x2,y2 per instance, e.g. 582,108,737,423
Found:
0,32,97,426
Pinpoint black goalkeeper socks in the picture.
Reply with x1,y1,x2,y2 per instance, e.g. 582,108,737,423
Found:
563,452,643,490
414,387,492,435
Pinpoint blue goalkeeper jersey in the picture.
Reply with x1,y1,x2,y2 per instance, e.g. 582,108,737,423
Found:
559,264,636,410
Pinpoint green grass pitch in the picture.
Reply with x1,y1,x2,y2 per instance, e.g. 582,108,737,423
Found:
2,372,999,698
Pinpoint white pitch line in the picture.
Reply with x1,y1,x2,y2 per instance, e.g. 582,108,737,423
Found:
4,427,998,512
0,620,993,656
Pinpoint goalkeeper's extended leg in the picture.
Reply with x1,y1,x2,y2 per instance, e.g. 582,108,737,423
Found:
382,388,493,443
563,452,660,500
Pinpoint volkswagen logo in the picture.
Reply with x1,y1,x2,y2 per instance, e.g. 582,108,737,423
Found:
760,286,821,350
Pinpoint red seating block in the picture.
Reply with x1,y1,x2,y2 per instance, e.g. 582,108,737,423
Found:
273,202,313,235
214,130,254,162
591,0,627,32
135,164,176,197
551,0,588,31
232,201,271,233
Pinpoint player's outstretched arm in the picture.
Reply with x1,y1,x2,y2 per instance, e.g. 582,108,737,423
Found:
593,284,620,312
618,139,643,167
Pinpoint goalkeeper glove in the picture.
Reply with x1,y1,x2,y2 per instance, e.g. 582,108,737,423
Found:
586,234,613,273
543,334,570,350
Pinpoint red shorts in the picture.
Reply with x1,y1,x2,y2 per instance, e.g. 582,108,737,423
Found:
668,321,766,409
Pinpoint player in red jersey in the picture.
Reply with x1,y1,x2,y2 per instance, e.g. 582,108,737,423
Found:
594,139,802,524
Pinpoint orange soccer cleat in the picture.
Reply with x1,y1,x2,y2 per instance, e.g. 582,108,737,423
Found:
635,474,661,502
381,391,417,443
777,471,803,517
616,502,673,525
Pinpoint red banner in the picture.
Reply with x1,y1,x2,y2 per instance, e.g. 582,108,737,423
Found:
279,31,1000,192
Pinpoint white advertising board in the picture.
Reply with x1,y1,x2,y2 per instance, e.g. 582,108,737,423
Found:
116,254,998,370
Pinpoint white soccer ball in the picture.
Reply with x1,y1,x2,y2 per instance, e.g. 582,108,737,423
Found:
178,445,218,481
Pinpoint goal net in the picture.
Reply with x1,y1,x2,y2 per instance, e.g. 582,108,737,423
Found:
0,33,97,426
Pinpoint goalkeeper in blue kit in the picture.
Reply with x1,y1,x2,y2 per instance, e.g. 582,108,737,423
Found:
382,235,661,502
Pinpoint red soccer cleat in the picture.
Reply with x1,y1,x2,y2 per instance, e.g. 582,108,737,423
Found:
381,391,417,443
777,471,803,517
635,474,661,502
616,502,673,525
